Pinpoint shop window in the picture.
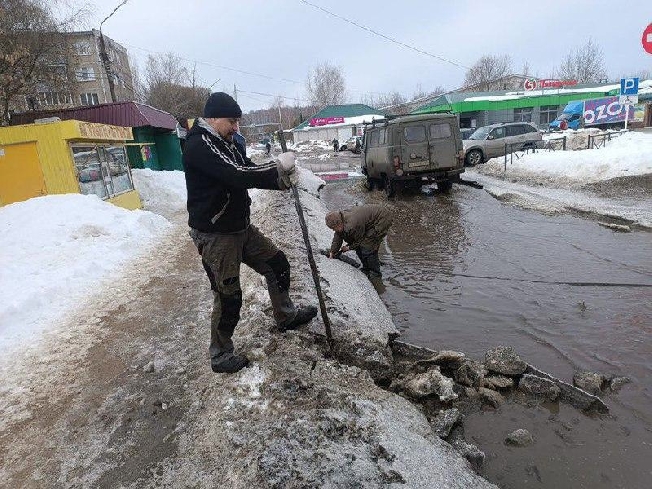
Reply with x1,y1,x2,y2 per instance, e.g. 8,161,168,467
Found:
80,92,99,106
72,144,134,200
539,105,559,124
514,108,532,122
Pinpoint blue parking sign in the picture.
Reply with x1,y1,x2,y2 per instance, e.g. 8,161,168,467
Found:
620,77,639,95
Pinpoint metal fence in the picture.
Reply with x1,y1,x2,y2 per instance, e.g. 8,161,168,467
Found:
502,140,547,170
500,130,627,170
587,131,625,149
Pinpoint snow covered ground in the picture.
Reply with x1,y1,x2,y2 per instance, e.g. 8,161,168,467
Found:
0,193,172,357
470,131,652,228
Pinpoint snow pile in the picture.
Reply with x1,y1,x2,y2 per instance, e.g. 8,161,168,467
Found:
292,139,333,153
543,128,604,151
481,131,652,184
0,194,171,356
247,147,267,159
132,169,187,216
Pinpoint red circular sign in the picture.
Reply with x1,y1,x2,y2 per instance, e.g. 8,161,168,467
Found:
643,23,652,54
523,78,537,91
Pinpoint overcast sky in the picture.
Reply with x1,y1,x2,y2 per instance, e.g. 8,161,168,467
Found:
69,0,652,113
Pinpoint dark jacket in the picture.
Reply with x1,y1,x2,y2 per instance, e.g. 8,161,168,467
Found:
183,119,280,233
330,205,392,255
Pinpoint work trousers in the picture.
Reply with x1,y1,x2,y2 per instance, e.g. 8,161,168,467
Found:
356,246,382,279
190,226,296,359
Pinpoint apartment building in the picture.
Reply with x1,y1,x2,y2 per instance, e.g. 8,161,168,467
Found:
33,29,134,110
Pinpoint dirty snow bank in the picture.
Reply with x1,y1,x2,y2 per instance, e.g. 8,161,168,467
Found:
477,131,652,185
153,168,496,487
469,131,652,228
0,165,496,487
468,171,652,229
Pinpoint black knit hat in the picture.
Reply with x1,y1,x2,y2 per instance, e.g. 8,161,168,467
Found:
203,92,242,118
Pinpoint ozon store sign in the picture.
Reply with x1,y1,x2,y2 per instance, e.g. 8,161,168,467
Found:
583,96,634,125
524,78,578,91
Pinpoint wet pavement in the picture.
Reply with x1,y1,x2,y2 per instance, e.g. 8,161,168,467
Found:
321,176,652,489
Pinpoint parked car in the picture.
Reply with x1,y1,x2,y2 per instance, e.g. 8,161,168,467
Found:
361,113,464,196
462,122,542,166
460,127,477,140
343,135,362,153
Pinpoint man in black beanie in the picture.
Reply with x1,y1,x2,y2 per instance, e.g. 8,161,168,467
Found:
183,92,317,374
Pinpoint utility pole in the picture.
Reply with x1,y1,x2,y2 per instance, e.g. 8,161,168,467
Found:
97,30,116,103
98,0,129,103
233,84,237,101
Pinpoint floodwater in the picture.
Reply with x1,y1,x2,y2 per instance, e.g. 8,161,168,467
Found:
321,178,652,489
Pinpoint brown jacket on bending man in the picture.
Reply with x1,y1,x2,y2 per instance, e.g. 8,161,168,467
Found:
325,205,392,279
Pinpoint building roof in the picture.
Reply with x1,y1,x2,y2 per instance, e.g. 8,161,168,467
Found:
452,73,532,93
10,101,177,130
413,80,652,115
293,104,385,130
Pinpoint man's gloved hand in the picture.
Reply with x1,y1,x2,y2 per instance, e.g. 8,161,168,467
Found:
276,152,299,189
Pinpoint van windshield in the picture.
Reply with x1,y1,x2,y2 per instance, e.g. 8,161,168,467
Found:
468,126,490,140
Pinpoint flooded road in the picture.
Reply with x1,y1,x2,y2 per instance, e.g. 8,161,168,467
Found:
321,178,652,489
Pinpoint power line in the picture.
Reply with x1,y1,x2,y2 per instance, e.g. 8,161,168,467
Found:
237,89,309,104
123,43,302,85
100,0,129,29
299,0,469,70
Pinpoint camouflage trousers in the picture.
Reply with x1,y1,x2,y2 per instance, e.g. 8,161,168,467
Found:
190,226,297,359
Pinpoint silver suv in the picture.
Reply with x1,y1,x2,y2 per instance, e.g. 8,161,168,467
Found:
463,122,542,166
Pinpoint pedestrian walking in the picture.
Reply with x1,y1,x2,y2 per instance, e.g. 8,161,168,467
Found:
183,92,317,374
233,130,247,157
332,138,339,153
325,205,392,280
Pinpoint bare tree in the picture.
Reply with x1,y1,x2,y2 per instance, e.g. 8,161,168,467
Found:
0,0,80,124
621,68,651,80
306,62,346,109
555,39,606,83
463,55,513,91
143,53,208,117
359,91,406,109
129,58,146,103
